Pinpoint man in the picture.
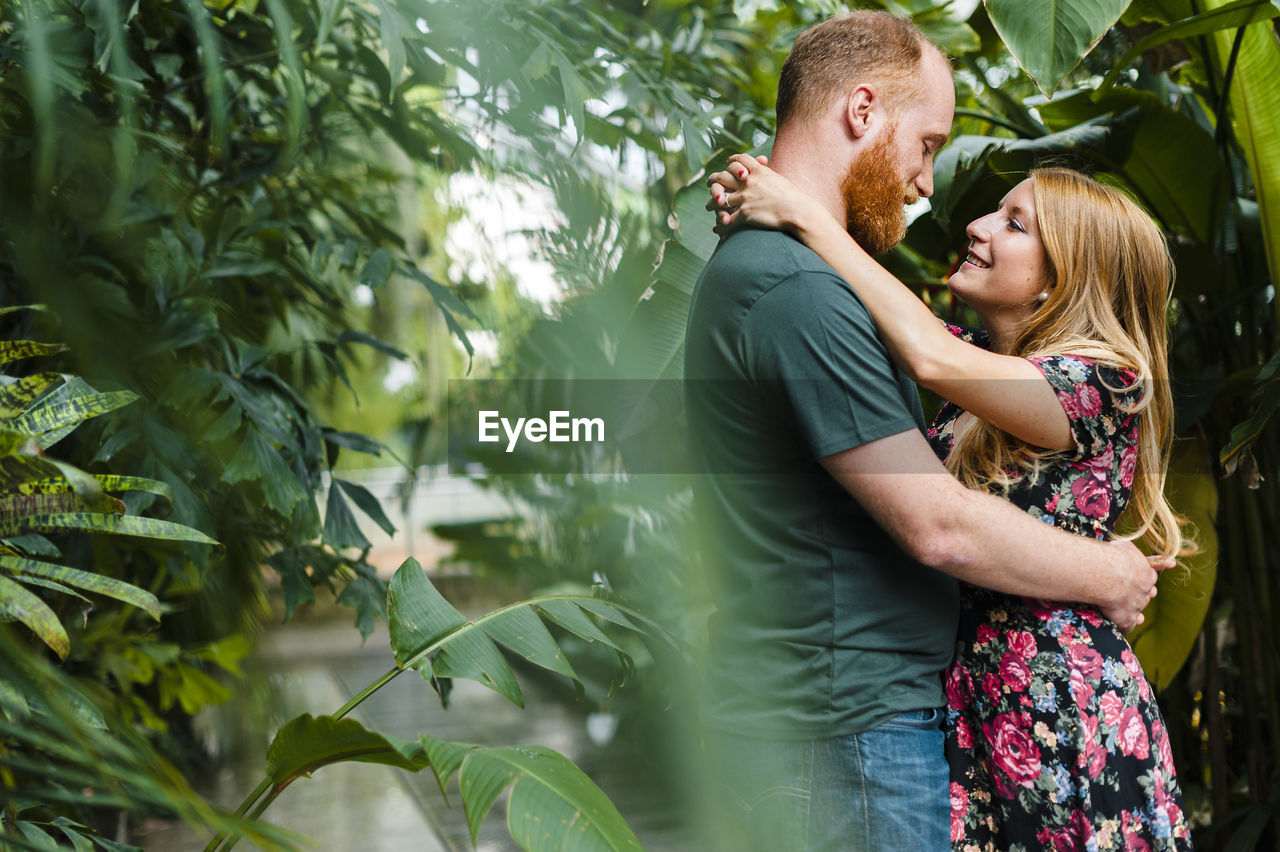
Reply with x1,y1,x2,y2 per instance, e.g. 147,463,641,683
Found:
683,12,1162,851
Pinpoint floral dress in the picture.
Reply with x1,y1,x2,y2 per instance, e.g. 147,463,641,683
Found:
929,324,1192,852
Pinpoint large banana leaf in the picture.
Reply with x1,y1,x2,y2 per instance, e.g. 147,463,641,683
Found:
984,0,1132,95
1127,439,1220,689
421,734,645,852
1204,0,1280,324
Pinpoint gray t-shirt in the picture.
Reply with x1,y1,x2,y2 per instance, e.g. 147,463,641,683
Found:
685,228,959,739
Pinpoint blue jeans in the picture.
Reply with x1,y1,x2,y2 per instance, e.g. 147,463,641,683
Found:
707,708,950,851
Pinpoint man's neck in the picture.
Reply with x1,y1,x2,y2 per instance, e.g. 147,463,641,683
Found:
769,133,848,230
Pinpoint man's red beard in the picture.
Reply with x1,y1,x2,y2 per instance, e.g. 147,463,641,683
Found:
840,130,917,255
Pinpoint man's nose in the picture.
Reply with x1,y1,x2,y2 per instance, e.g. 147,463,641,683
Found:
915,168,934,199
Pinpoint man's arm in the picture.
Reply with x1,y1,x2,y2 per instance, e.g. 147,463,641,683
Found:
819,428,1160,631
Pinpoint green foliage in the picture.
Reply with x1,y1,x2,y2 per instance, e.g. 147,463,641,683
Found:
985,0,1131,94
209,558,667,852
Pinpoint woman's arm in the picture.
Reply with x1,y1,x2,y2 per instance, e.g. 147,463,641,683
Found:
709,154,1072,452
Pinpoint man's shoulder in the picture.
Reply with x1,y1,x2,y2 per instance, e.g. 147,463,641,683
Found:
705,228,842,283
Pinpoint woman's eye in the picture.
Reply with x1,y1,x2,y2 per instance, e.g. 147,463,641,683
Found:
1008,219,1025,233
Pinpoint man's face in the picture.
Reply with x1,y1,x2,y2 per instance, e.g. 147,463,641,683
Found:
841,50,955,254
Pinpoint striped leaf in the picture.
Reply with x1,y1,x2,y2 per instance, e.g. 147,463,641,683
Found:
0,555,161,620
0,428,42,457
0,573,69,658
12,389,140,449
0,373,63,421
0,491,126,520
0,513,218,546
14,474,173,503
12,574,91,605
0,456,101,499
0,341,68,367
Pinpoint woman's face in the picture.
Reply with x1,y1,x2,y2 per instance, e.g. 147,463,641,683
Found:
947,178,1052,318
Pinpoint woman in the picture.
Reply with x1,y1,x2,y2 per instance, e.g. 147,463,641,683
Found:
707,157,1193,851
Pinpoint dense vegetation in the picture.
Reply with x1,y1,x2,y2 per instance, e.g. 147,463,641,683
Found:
0,0,1276,849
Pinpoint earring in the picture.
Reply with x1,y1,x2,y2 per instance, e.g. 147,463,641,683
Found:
1037,292,1049,302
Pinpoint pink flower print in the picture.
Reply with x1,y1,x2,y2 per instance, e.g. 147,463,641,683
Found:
954,718,973,749
1121,648,1142,677
949,782,967,842
976,623,997,644
984,712,1043,789
1000,653,1032,692
983,672,1003,700
946,664,974,710
1101,691,1125,727
1120,444,1138,489
1072,475,1112,519
1007,629,1038,660
1067,643,1105,679
1125,833,1153,852
1076,383,1103,417
1045,493,1060,513
1116,707,1151,759
1069,668,1096,709
1152,717,1174,769
1057,388,1082,419
1079,714,1107,779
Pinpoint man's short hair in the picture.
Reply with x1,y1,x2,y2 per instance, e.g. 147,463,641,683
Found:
775,11,936,130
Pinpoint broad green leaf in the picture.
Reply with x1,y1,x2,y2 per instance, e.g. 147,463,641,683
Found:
1205,0,1280,323
0,341,67,368
418,736,645,851
0,373,63,421
535,598,621,648
483,605,578,682
1038,88,1230,243
1127,439,1219,689
322,481,371,551
335,478,396,536
224,427,308,516
0,513,218,546
984,0,1131,95
431,629,525,708
1102,0,1280,87
0,555,161,621
0,573,69,658
264,714,428,786
11,390,140,448
387,557,468,668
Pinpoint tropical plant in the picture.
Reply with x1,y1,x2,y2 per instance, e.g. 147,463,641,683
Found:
204,556,678,852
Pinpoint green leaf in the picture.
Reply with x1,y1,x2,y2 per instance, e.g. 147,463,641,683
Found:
224,427,308,516
0,373,63,421
358,248,393,287
1127,439,1219,689
984,0,1131,95
0,573,70,658
335,478,396,536
264,714,429,786
482,605,578,682
0,513,218,547
534,598,620,649
336,563,386,639
387,558,522,706
1204,0,1280,325
335,330,408,361
1038,88,1230,243
323,481,371,550
0,491,125,520
1102,0,1280,87
0,341,68,368
0,555,161,621
418,735,645,851
11,390,140,448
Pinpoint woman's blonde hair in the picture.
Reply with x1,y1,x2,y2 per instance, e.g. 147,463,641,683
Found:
946,167,1193,559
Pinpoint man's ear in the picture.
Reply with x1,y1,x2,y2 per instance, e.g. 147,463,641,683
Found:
844,83,877,139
